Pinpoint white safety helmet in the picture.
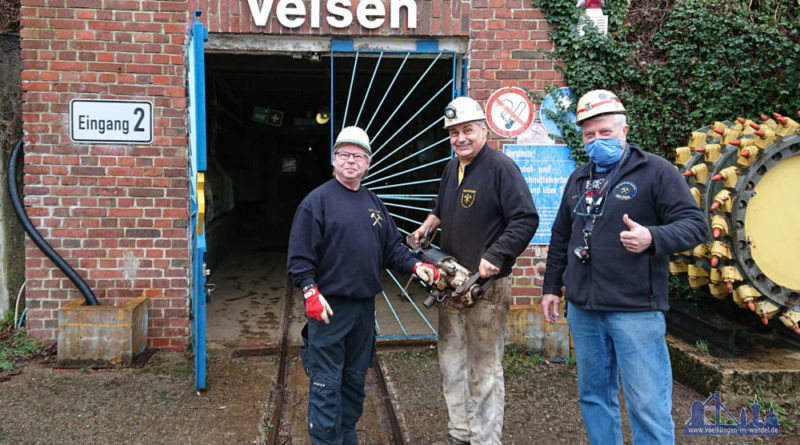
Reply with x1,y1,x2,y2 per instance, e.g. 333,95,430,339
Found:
334,126,371,154
443,96,486,128
575,89,626,125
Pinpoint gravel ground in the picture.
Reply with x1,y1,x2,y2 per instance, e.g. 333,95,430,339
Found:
0,348,278,444
1,344,797,444
378,347,799,445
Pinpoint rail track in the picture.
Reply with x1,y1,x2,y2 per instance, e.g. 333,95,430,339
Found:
262,283,407,445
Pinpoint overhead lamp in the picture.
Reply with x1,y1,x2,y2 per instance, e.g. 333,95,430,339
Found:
315,108,331,125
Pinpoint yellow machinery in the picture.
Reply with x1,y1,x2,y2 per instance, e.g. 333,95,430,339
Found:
671,111,800,335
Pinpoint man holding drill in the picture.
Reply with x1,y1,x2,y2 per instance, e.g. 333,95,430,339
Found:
413,96,539,444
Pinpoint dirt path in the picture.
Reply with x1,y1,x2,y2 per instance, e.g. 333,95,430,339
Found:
1,346,797,444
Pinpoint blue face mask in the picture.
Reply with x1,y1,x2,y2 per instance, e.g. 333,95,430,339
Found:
584,138,625,172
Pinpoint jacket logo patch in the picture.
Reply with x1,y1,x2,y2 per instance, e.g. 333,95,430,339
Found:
369,208,383,227
614,181,637,200
460,189,476,208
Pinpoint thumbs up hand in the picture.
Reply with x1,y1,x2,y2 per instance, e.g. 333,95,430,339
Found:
620,213,652,253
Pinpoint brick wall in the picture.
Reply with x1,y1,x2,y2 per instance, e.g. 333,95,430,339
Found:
19,0,192,348
466,0,563,307
19,0,561,347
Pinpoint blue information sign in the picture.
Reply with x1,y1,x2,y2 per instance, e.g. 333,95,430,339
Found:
504,144,576,245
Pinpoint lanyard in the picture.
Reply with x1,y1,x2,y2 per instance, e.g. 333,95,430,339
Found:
576,146,630,239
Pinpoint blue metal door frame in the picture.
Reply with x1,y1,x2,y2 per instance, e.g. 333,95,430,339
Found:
188,10,208,391
330,41,465,339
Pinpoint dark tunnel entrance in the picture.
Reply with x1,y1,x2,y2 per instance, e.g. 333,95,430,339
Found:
202,49,457,345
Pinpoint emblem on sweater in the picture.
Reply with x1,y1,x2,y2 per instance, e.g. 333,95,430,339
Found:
613,181,637,200
369,208,383,227
460,189,476,208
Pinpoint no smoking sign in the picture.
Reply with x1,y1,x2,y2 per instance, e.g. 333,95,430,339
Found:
486,87,534,138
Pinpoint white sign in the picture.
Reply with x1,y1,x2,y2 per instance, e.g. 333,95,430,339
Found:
246,0,417,29
486,87,535,138
70,100,153,143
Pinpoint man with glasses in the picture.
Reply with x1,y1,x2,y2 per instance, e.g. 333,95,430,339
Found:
412,97,539,445
541,90,706,444
288,126,439,444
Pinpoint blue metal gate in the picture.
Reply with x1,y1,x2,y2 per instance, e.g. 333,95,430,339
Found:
188,11,208,390
330,41,466,339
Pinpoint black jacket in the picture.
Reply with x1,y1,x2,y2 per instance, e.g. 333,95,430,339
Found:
287,179,417,299
542,144,707,311
433,144,539,277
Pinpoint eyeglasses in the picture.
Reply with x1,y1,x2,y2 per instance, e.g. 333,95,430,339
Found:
334,151,369,163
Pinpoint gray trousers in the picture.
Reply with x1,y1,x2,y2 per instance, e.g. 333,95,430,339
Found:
438,276,511,445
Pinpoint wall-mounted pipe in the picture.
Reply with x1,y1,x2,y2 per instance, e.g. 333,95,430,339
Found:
7,138,99,306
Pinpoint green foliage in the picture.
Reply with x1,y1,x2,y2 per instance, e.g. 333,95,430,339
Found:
0,311,13,331
747,396,798,432
533,0,800,161
0,329,45,371
503,344,542,372
694,339,709,354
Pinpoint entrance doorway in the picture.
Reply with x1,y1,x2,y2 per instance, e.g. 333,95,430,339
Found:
202,46,460,348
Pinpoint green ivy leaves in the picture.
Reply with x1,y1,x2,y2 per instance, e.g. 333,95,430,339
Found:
533,0,800,163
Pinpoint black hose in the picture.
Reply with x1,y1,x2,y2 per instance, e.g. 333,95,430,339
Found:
7,138,99,306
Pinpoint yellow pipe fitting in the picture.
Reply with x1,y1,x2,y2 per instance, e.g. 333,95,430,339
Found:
682,163,709,183
721,266,743,293
711,166,739,188
753,126,776,149
775,116,800,137
708,282,729,299
689,187,702,207
721,266,742,283
710,189,732,213
689,131,707,149
709,267,723,283
759,113,778,129
687,264,709,288
778,309,800,334
692,243,711,259
753,299,781,324
669,261,688,275
710,214,728,238
712,128,739,146
736,145,759,168
710,240,731,259
740,119,757,135
699,144,722,163
732,284,760,310
674,146,692,166
711,121,728,133
710,240,731,267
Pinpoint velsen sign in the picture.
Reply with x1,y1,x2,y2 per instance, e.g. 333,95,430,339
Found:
246,0,418,29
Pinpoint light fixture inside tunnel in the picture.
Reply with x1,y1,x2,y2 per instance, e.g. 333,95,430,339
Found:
315,108,331,125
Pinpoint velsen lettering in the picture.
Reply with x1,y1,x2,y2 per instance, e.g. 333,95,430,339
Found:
246,0,417,29
78,115,129,135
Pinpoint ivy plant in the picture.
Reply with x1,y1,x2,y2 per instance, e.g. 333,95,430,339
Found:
533,0,800,162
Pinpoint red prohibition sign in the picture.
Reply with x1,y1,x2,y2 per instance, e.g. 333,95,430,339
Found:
486,87,535,138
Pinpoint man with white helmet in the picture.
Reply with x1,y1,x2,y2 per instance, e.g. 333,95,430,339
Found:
288,126,439,444
541,90,706,444
412,97,539,445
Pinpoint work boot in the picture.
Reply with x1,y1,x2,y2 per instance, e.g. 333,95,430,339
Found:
432,435,469,445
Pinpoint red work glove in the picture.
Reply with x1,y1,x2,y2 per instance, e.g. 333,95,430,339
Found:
413,262,440,285
304,286,333,324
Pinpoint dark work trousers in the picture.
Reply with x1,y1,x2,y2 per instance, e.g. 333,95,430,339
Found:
302,296,376,445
